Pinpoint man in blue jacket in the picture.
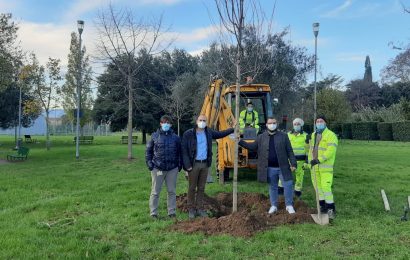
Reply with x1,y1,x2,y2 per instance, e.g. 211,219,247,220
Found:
146,115,182,219
182,115,235,219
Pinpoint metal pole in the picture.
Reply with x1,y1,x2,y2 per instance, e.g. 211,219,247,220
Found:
17,80,22,149
75,29,82,159
314,34,317,126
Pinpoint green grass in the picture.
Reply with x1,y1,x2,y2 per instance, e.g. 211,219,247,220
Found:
0,136,409,259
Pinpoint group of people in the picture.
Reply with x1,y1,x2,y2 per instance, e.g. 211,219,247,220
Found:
145,112,338,220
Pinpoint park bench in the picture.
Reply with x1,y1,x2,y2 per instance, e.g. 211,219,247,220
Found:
24,135,37,143
7,147,30,161
73,136,94,144
121,136,138,144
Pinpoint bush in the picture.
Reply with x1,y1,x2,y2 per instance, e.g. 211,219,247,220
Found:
329,123,342,137
392,121,410,141
351,122,379,140
303,124,314,134
378,123,393,141
342,123,352,139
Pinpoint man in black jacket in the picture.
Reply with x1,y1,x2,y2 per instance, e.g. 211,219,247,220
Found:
239,117,297,214
182,115,234,219
146,115,182,219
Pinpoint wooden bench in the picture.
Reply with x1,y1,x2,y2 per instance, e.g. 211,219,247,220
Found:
7,147,30,161
121,136,138,144
24,135,37,143
73,136,94,144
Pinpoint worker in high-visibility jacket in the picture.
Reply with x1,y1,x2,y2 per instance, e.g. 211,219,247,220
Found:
308,115,338,219
278,118,309,197
239,101,259,132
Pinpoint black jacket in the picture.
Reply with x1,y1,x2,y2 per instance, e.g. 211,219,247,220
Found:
239,130,297,182
145,129,182,171
181,127,234,170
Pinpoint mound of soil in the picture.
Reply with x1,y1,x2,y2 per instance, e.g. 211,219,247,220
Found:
171,192,315,237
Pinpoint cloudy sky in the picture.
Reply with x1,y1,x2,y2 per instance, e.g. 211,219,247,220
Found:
2,0,410,84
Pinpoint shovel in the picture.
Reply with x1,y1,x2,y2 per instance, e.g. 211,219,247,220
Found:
311,165,329,225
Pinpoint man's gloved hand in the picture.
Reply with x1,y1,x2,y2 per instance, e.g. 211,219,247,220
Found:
302,163,309,170
310,159,320,167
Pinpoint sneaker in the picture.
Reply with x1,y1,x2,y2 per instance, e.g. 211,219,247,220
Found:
168,213,176,218
327,209,336,220
268,206,278,214
286,206,296,214
188,209,196,219
151,214,158,219
197,210,208,217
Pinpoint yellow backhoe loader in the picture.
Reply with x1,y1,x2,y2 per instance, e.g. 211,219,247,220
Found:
200,77,274,182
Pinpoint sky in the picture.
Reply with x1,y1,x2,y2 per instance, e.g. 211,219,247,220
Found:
2,0,410,85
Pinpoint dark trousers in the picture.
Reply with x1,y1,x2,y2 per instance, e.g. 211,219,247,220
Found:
187,162,208,210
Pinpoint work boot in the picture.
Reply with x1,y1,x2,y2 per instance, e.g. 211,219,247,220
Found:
319,200,327,213
151,214,158,220
294,190,302,198
278,186,284,195
326,203,336,220
197,209,208,217
188,209,196,220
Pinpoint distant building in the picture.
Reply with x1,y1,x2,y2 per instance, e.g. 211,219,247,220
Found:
0,109,65,135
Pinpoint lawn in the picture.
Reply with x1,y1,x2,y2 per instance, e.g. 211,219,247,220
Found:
0,135,409,259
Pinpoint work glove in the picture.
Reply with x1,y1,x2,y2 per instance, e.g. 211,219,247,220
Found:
310,159,320,167
302,163,309,170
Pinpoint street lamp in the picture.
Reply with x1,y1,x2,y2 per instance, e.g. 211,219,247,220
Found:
312,22,319,127
75,20,84,159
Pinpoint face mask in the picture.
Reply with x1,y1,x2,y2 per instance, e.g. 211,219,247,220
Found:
293,125,301,132
197,121,207,129
247,107,253,112
316,123,326,131
161,123,171,132
267,123,277,131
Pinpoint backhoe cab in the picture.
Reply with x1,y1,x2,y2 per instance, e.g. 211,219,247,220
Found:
199,78,273,182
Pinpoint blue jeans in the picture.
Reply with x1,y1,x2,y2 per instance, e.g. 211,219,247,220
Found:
267,167,294,207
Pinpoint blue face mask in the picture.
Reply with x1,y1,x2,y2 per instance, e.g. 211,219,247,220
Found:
316,123,326,131
161,123,171,132
293,125,301,132
247,107,253,112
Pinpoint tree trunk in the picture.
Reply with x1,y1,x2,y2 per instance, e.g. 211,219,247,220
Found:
46,111,50,150
127,75,133,160
142,129,147,144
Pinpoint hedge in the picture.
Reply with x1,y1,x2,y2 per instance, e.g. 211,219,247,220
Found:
378,122,393,141
328,123,342,137
342,123,352,139
392,121,410,142
303,124,314,134
351,122,379,140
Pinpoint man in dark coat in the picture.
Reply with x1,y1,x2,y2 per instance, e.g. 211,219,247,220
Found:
239,117,297,214
146,115,182,219
182,114,234,219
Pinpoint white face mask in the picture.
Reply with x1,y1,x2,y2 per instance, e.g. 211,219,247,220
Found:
267,123,277,131
197,121,207,129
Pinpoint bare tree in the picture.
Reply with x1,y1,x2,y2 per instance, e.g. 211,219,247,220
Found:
30,55,62,150
95,4,170,159
214,0,275,212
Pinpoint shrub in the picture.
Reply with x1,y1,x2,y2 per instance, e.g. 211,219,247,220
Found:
328,123,342,137
392,121,410,142
351,122,379,140
378,123,393,141
342,123,352,139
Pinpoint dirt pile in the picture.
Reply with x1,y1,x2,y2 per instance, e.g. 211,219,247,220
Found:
172,192,315,237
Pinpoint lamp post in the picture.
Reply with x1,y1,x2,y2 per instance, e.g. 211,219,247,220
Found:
16,72,22,149
75,20,84,159
312,22,319,126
